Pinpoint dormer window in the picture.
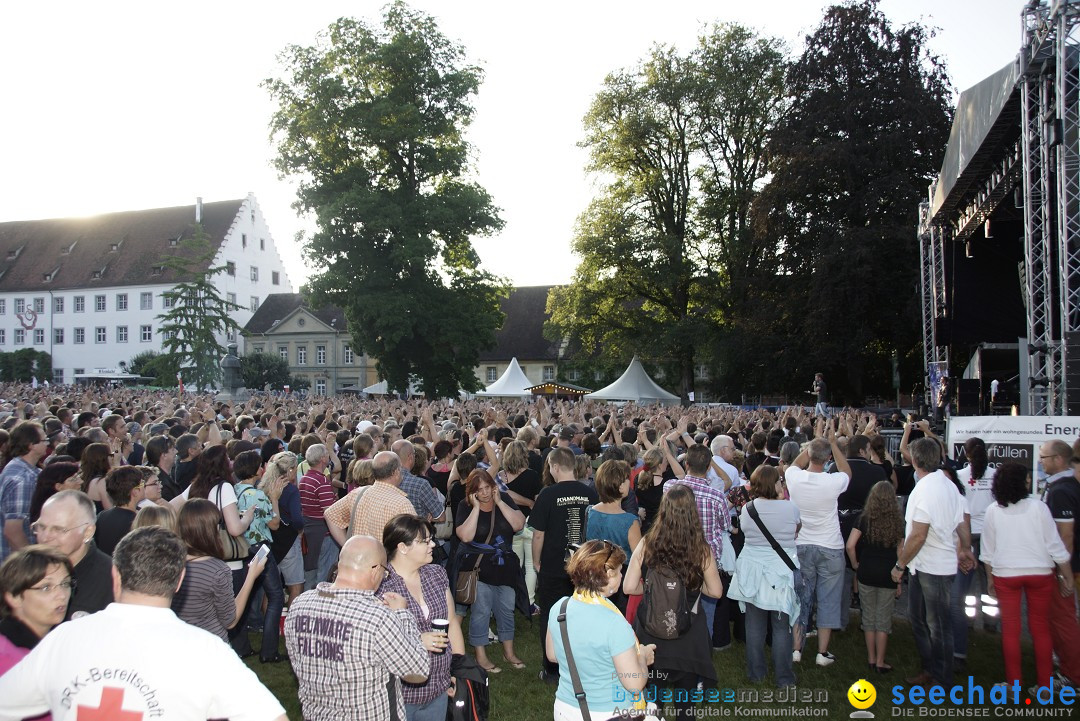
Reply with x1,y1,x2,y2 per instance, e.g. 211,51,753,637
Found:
6,246,23,260
91,270,102,279
169,234,181,247
42,267,59,282
61,240,77,255
151,265,164,276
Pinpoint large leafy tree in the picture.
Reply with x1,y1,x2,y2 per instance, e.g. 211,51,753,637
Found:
265,3,505,398
240,352,292,391
156,225,241,391
751,0,952,402
546,25,786,402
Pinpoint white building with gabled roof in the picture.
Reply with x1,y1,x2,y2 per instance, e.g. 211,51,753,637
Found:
0,194,293,384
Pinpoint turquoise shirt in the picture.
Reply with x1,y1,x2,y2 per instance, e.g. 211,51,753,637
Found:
548,597,637,712
235,483,275,546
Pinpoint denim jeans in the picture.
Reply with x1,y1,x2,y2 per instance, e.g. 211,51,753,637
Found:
229,553,284,658
909,570,955,685
406,693,449,721
840,565,855,630
950,535,981,658
304,534,340,590
469,581,515,646
796,545,845,629
744,603,795,687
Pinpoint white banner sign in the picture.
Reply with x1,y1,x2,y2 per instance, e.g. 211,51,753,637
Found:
945,416,1080,495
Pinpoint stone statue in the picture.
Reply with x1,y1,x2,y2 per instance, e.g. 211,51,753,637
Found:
215,343,251,402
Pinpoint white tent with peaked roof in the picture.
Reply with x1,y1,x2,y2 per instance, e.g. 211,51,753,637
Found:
475,357,532,398
584,357,680,405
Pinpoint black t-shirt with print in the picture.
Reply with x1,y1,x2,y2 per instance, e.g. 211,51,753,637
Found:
528,480,597,579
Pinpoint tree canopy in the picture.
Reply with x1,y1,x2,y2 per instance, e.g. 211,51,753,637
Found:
546,24,786,402
240,351,292,391
265,3,505,399
748,0,952,402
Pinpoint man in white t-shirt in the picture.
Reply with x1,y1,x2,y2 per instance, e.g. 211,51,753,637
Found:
708,434,741,492
0,526,287,721
891,437,973,688
786,430,851,667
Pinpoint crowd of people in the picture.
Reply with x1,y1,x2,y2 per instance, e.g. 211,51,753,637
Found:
0,383,1077,720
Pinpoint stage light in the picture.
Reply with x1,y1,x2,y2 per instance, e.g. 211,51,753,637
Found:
1014,186,1023,208
984,219,992,238
966,240,974,258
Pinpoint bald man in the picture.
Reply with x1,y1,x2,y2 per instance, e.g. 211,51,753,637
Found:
285,535,429,721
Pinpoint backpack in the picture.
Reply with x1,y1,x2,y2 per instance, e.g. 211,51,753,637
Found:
447,654,490,721
640,564,697,640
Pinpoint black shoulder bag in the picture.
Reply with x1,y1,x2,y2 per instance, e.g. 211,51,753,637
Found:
746,501,796,571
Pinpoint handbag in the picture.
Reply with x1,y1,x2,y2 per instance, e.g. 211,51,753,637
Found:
454,514,494,605
216,484,251,562
433,484,454,541
746,501,796,571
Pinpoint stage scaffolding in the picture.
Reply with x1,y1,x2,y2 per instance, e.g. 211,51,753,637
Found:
920,0,1080,415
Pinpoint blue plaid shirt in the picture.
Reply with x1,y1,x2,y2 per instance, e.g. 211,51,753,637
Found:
0,457,40,561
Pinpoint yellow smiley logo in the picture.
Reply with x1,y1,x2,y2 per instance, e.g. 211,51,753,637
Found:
847,679,876,710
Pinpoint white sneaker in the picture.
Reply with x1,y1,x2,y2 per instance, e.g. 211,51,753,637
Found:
816,652,836,667
792,650,802,663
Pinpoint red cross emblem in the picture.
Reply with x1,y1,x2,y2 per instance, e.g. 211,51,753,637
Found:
77,687,143,721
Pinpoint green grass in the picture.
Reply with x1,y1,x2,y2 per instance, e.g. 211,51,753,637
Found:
246,612,1075,720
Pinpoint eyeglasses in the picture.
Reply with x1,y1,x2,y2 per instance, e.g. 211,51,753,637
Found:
411,536,434,546
371,563,390,578
30,521,90,537
25,578,76,594
143,481,161,488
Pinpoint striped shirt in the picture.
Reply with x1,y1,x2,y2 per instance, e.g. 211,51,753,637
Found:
666,474,731,564
171,557,235,641
285,582,430,721
300,468,336,520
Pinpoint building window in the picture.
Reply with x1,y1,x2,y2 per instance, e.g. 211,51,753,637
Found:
0,329,4,344
116,293,128,311
241,233,247,248
74,296,85,313
53,297,64,313
162,294,174,309
226,331,237,343
53,328,63,344
486,366,497,383
226,261,236,276
0,299,5,314
297,347,307,365
316,345,326,365
117,326,128,342
519,365,528,377
14,329,24,345
94,295,105,312
140,292,152,310
95,327,106,343
250,296,259,312
15,299,24,314
74,328,85,344
253,344,264,354
315,379,326,395
260,238,265,250
594,370,603,381
140,325,152,342
74,368,84,376
33,329,43,345
343,345,354,364
33,298,44,314
278,345,288,361
568,368,581,382
52,369,63,385
226,292,236,306
272,271,280,286
163,330,175,341
250,266,259,282
543,365,555,381
694,364,709,381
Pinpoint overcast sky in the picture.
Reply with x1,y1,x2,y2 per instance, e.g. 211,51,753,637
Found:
0,0,1022,289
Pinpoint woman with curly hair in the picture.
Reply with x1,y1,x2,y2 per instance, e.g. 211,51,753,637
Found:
728,465,801,688
623,484,723,719
845,481,905,673
981,461,1072,691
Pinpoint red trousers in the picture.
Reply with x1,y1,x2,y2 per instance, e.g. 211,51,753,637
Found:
1049,575,1080,683
996,574,1055,687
